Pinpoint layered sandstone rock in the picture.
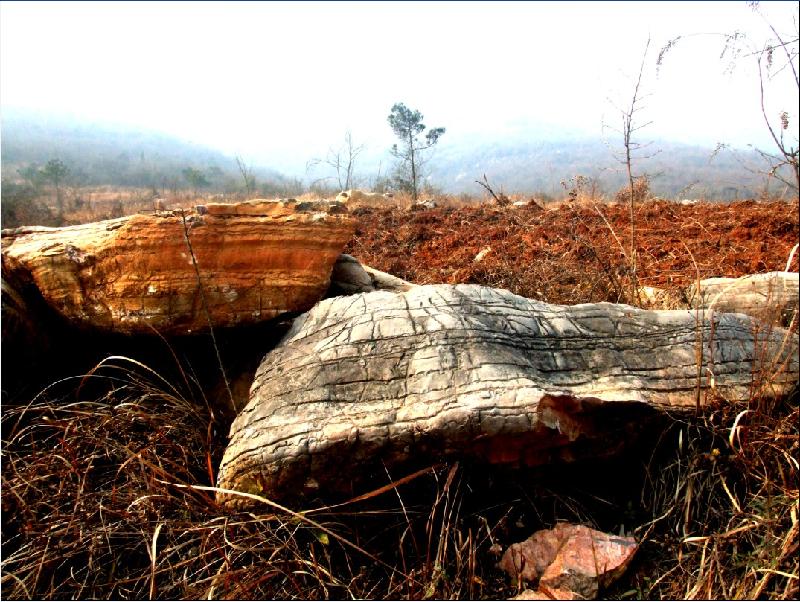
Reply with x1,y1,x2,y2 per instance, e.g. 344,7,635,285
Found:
689,271,799,327
216,284,798,506
200,198,347,217
1,201,355,335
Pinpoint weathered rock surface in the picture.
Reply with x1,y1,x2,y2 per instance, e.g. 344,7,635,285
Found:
1,201,355,335
500,524,638,600
328,254,416,295
637,285,686,310
216,284,798,506
689,271,799,327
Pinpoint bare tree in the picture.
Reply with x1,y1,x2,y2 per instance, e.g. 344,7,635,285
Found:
658,2,799,193
235,156,256,197
475,174,510,206
307,131,366,192
753,4,799,192
604,37,659,302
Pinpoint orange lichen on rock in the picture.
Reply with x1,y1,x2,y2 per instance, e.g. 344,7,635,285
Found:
1,202,356,335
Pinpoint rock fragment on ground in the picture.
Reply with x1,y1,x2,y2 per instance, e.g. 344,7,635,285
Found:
335,189,394,206
328,253,416,295
499,524,638,600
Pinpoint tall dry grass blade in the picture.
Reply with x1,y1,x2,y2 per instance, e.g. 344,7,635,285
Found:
729,409,752,453
148,522,164,599
1,571,33,600
79,355,185,402
305,464,438,514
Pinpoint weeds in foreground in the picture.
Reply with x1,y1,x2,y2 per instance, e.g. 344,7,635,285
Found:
620,297,799,600
620,386,799,600
0,357,517,600
1,350,797,599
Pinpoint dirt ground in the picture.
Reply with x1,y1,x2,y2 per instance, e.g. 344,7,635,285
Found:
345,199,799,306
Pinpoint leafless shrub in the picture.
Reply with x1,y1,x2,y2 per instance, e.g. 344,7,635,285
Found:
615,175,652,205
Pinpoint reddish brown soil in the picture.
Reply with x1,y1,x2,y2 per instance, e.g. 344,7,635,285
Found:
345,199,799,305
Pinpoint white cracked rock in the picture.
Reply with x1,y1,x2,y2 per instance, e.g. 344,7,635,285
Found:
217,284,798,507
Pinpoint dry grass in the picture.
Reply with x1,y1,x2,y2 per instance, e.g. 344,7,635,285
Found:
1,191,798,600
46,189,534,227
0,356,520,600
619,390,799,599
2,336,796,600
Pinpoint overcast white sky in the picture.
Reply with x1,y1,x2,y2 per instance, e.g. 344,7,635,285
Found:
1,1,798,172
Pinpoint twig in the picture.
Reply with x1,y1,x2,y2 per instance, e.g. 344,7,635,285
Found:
475,174,510,206
179,210,236,412
785,243,799,272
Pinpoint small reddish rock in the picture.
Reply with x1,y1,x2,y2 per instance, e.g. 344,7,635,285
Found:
500,523,638,600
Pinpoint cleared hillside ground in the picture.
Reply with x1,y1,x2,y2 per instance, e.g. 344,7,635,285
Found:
346,198,800,305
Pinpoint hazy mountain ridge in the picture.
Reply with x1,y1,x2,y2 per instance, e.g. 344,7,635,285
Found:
0,109,287,190
0,110,787,200
426,130,779,199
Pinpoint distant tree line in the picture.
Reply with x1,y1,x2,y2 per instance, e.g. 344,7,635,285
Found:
9,153,305,197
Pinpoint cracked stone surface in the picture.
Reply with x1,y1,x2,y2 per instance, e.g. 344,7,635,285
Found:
1,201,355,335
216,284,799,506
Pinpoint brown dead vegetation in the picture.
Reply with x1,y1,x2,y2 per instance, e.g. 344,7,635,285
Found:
2,194,798,600
346,198,799,306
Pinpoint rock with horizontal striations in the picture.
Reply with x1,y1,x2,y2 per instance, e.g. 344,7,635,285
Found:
216,284,798,507
689,271,799,327
1,201,355,335
500,524,638,599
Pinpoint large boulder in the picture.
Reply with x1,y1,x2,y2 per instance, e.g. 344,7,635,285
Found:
1,200,355,335
216,285,798,507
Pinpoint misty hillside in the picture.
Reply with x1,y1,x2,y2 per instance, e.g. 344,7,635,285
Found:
425,129,785,200
1,109,791,201
0,109,291,192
